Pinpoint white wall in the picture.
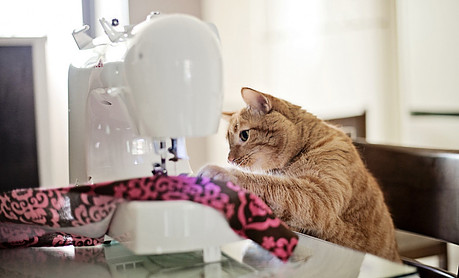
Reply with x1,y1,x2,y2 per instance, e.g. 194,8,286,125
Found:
129,0,202,24
201,0,401,168
397,0,459,150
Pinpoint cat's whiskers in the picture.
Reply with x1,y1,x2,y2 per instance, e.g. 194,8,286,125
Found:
233,152,255,168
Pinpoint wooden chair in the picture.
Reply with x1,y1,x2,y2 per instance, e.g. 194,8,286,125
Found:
353,139,459,278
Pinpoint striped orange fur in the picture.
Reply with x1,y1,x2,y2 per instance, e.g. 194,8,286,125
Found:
198,87,400,262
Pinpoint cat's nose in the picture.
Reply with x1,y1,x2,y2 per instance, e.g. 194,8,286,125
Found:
227,154,235,163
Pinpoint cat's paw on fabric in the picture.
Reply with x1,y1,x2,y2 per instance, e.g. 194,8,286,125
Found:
197,165,235,183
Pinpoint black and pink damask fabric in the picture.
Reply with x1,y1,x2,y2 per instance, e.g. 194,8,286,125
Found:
0,174,298,261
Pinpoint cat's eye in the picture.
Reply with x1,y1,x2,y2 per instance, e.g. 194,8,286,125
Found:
239,129,250,142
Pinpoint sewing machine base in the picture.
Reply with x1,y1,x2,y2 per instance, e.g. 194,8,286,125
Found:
107,200,243,263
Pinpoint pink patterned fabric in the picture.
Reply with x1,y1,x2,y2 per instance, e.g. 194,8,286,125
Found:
0,174,298,261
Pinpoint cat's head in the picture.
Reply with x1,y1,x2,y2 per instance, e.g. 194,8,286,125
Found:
224,87,307,171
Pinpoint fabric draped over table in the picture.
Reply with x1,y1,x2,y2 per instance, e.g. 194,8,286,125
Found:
0,174,298,262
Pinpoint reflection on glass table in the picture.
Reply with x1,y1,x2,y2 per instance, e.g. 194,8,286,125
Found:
0,233,417,278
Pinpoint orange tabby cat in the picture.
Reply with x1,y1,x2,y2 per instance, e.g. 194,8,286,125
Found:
198,87,401,262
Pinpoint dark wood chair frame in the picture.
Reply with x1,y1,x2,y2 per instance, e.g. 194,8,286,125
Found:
354,139,459,278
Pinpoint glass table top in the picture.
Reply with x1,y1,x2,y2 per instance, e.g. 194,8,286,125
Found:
0,233,418,278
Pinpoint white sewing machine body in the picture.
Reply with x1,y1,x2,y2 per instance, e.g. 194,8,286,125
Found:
68,13,240,262
69,13,222,183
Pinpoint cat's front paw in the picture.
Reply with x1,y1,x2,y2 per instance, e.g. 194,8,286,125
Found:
198,165,235,183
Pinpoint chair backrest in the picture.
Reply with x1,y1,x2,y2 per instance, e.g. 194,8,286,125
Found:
353,139,459,245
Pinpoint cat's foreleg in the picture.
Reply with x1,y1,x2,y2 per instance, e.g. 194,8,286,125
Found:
198,164,350,235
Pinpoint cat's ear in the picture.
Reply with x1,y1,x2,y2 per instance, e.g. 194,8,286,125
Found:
221,111,234,122
241,87,272,114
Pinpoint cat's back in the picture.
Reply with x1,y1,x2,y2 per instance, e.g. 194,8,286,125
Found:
284,119,400,261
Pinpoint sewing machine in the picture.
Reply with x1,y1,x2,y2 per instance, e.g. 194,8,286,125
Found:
68,12,241,262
